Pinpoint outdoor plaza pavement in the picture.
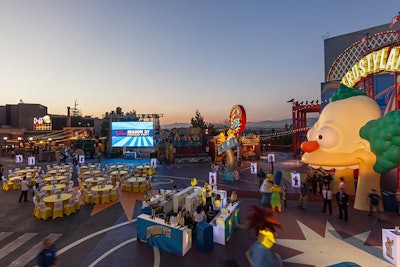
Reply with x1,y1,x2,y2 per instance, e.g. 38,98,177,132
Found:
0,152,399,267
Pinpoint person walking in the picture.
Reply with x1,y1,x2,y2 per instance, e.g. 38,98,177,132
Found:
260,175,273,208
321,185,332,216
368,189,381,220
203,181,213,211
257,168,266,188
298,182,308,209
311,174,318,195
19,176,29,202
339,177,346,192
336,187,349,221
37,238,58,267
282,184,288,209
193,205,206,224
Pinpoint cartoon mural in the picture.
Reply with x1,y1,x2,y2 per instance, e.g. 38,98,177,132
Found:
301,84,400,211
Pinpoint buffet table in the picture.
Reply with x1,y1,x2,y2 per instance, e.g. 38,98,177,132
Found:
210,201,240,245
137,213,192,256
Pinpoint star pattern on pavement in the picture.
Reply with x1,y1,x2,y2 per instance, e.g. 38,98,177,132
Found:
275,220,388,267
77,186,157,222
90,191,146,222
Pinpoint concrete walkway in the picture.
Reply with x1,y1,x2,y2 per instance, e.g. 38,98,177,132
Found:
0,152,397,267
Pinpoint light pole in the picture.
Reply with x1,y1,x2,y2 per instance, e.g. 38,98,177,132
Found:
18,137,22,148
48,138,52,150
28,137,33,148
3,137,7,147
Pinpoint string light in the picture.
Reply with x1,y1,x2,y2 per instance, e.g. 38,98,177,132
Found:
265,100,326,121
259,126,312,140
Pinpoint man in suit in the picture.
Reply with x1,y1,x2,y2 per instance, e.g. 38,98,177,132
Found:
336,187,349,221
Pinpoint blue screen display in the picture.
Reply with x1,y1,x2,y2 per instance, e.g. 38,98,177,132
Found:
111,121,154,147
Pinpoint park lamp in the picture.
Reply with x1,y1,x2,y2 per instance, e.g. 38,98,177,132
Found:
18,137,23,148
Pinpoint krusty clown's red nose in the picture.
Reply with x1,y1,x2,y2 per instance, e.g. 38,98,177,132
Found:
301,141,319,153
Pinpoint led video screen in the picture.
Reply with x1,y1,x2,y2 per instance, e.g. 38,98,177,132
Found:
111,121,154,147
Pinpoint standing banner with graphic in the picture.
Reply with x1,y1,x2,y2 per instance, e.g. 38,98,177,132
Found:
79,155,85,164
291,172,301,188
15,155,23,163
28,156,36,166
250,162,257,174
209,172,217,187
151,158,157,168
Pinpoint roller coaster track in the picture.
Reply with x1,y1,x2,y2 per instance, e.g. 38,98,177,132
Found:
327,30,399,81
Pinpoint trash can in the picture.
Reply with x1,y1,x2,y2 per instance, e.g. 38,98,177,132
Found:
196,221,213,252
382,191,397,212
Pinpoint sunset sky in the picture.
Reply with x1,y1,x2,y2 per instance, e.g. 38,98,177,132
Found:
0,1,398,125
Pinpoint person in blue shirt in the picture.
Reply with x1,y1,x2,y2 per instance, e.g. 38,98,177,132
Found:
298,182,308,209
246,205,282,267
37,239,57,267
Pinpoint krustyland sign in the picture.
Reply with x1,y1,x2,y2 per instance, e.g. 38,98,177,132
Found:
342,46,400,87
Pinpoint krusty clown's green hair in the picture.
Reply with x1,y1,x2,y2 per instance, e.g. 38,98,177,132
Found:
331,83,366,102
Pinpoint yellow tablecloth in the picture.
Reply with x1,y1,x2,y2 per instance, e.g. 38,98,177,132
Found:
109,164,125,170
40,184,66,192
91,184,113,192
9,176,22,182
44,176,67,183
110,170,128,176
85,177,105,185
47,169,66,175
84,170,101,175
15,169,35,175
127,177,147,183
43,193,72,203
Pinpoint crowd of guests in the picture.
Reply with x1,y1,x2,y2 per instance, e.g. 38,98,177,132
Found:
257,167,400,223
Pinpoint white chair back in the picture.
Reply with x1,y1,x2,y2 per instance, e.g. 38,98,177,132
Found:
39,192,47,200
39,202,47,212
54,201,63,211
54,189,61,194
68,198,75,207
75,190,82,200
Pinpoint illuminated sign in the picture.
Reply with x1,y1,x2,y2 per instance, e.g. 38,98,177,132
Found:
229,104,246,135
33,115,52,131
342,46,400,87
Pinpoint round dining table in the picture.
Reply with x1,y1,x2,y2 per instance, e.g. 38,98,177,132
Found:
9,176,22,182
44,176,67,183
84,169,101,175
47,169,66,175
15,169,35,175
108,164,126,170
43,193,72,204
91,184,113,192
127,177,147,183
110,170,128,176
85,177,105,185
40,184,66,193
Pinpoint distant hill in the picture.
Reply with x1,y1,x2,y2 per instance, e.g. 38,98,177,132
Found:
246,117,318,129
161,123,192,129
161,117,318,130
